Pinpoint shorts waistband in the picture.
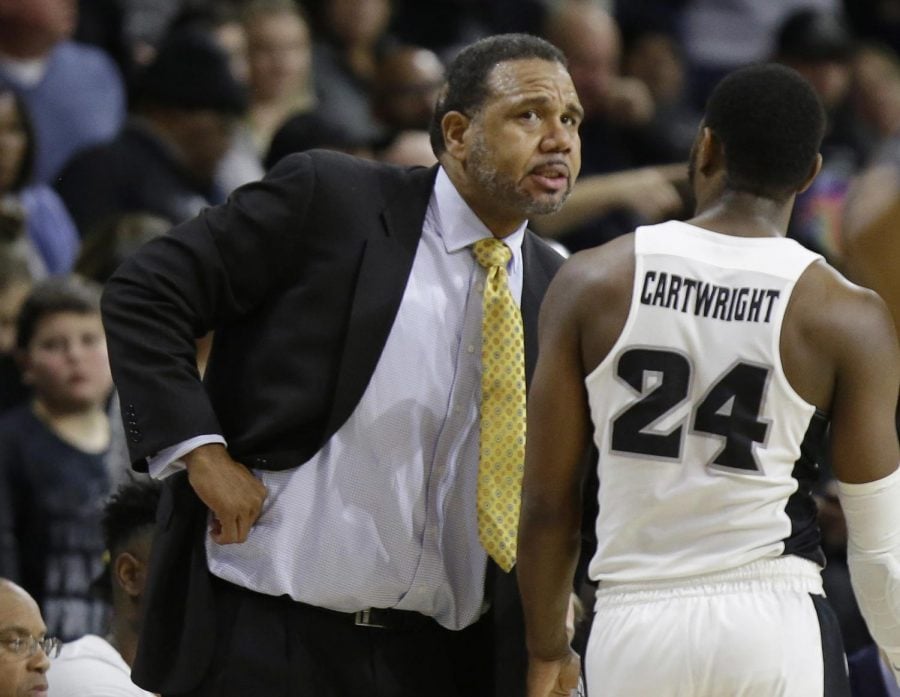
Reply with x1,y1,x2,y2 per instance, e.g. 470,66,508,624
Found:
594,556,823,607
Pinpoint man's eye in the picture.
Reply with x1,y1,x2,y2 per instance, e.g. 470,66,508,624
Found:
520,110,539,121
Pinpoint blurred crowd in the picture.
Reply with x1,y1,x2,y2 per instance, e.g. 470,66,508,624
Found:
2,0,900,694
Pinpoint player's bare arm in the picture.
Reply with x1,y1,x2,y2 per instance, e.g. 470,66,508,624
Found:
797,264,900,684
518,236,633,696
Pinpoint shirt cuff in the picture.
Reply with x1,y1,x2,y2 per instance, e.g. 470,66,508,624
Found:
147,435,227,479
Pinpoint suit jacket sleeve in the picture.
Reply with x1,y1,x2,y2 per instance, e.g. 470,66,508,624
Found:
101,153,318,467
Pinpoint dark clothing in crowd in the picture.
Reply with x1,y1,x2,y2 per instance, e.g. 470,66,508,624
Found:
55,120,224,238
0,405,111,641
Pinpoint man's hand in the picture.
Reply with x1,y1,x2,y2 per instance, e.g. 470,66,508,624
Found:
184,443,267,544
527,650,582,697
605,76,655,126
609,166,685,223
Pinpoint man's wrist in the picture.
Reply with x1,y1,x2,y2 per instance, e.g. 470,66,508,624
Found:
183,443,227,472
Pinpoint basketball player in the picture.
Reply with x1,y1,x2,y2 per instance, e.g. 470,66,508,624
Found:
517,63,900,697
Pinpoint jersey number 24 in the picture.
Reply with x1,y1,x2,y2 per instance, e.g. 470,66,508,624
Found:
611,347,770,472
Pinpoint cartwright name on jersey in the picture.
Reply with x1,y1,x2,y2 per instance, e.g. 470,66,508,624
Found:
640,270,781,323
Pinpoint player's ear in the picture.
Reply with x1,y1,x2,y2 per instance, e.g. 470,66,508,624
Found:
696,127,723,176
797,153,823,195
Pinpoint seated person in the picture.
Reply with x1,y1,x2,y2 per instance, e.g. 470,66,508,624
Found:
47,479,160,697
0,578,57,697
55,29,248,237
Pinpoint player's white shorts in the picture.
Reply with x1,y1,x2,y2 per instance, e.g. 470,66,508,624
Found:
585,556,849,697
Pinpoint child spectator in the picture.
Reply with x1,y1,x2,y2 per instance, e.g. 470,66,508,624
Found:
0,275,114,641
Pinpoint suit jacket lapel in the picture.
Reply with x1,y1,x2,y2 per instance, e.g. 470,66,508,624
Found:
322,165,438,441
521,231,557,383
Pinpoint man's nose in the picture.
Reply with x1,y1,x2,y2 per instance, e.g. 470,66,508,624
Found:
541,118,575,152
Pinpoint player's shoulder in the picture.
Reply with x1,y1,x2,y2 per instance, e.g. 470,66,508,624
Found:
794,259,894,346
540,233,636,332
555,232,635,294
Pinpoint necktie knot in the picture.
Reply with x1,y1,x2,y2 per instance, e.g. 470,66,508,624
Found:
472,238,512,270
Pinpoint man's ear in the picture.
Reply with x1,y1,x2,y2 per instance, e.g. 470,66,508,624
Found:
441,110,471,161
797,153,824,195
114,552,146,598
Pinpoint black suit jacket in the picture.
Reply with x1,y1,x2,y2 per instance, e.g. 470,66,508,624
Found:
102,150,566,695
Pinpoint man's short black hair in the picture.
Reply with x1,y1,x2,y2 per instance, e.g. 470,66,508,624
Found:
16,274,103,350
103,478,161,559
429,33,567,156
704,63,826,200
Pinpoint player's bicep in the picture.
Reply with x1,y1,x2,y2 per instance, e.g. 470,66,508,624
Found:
830,290,900,484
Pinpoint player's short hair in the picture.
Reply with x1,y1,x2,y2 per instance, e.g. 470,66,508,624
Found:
704,63,826,199
429,33,567,156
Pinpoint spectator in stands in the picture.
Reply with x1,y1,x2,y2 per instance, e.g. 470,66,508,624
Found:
620,22,701,164
170,4,263,195
369,44,444,166
55,28,248,238
537,0,685,250
0,276,114,641
311,0,394,146
265,111,372,168
372,45,444,133
0,578,56,697
242,0,316,158
774,8,866,265
851,43,900,145
0,89,79,276
680,0,842,110
0,219,34,413
74,212,170,286
843,44,900,347
0,0,125,185
47,478,161,697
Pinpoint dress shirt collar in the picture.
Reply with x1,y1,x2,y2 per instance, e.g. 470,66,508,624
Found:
432,167,526,270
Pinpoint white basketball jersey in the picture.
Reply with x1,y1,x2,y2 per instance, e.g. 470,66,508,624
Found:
586,221,826,583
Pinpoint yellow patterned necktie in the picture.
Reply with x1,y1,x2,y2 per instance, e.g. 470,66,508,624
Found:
472,237,526,572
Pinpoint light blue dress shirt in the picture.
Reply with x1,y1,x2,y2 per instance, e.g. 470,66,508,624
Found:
150,167,526,630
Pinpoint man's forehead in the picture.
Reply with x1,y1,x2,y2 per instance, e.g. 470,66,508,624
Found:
0,584,43,632
486,59,579,102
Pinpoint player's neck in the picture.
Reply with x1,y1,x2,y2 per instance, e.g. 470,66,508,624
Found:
689,190,793,239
